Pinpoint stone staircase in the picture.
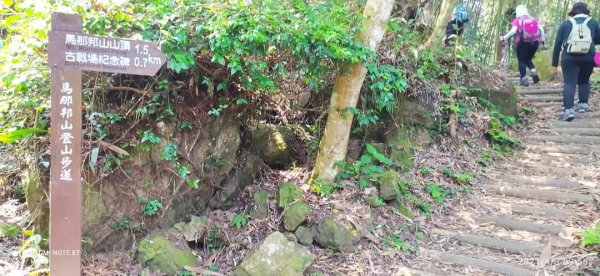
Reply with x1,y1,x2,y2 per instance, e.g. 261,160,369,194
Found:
399,78,600,275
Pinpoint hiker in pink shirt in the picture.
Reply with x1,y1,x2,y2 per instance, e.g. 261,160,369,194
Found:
500,5,546,86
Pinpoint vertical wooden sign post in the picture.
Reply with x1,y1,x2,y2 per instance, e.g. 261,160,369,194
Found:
48,12,165,275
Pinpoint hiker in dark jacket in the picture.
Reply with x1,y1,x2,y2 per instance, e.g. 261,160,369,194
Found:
443,5,469,46
552,2,600,121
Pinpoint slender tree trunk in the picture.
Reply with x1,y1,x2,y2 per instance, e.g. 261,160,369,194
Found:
310,0,395,184
424,0,453,48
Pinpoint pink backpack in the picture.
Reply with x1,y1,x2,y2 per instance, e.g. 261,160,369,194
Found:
518,16,541,42
595,52,600,67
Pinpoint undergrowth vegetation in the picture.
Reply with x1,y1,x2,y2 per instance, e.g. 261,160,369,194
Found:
0,0,529,274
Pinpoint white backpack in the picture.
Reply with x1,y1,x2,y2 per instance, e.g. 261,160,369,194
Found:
565,17,593,54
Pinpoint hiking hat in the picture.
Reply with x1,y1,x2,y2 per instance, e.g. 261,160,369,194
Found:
515,5,529,17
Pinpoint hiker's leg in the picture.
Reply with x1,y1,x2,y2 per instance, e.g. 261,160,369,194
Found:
528,42,540,83
516,43,528,78
561,59,580,110
526,42,539,70
577,61,595,104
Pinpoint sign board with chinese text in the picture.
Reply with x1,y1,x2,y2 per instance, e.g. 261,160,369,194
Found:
48,31,165,76
48,12,165,275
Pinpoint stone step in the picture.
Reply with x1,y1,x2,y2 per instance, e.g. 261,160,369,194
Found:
543,127,600,136
420,249,534,276
552,120,600,128
484,186,593,204
518,85,562,89
510,204,581,220
478,215,564,235
495,175,583,189
395,267,444,276
519,88,562,95
527,102,561,108
519,151,596,163
500,164,598,179
528,135,600,144
551,111,600,118
526,144,600,155
522,96,562,102
431,228,542,255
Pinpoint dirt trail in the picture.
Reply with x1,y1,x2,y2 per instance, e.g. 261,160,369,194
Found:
401,79,600,276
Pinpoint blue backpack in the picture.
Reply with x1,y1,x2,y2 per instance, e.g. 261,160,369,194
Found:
453,4,469,22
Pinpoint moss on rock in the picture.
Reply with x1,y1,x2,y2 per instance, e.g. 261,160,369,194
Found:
378,170,401,201
283,202,310,231
313,219,360,253
250,124,294,168
295,226,315,246
249,189,270,219
277,182,303,208
137,230,197,275
233,232,314,276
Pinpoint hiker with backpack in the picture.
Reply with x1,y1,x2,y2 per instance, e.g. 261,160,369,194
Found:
500,5,546,86
444,4,469,46
552,2,600,121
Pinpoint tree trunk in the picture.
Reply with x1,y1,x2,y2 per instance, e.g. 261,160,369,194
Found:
310,0,395,184
424,0,454,48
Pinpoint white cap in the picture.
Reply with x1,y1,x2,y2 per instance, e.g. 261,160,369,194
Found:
516,5,529,17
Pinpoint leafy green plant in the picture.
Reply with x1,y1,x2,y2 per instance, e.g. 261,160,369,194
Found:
580,222,600,248
18,230,48,272
139,130,161,152
311,178,339,197
425,183,446,203
0,224,20,237
382,231,412,252
486,118,518,151
417,201,431,217
0,128,47,144
160,143,178,162
335,144,393,191
139,198,162,217
419,167,432,175
231,213,249,230
186,179,200,189
454,172,474,184
204,227,224,253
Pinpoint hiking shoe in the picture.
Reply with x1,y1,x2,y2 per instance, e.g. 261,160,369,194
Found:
519,77,529,86
531,71,540,84
578,103,589,113
563,108,575,121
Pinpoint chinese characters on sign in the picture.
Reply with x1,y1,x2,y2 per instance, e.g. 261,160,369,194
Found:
49,31,166,76
59,82,74,182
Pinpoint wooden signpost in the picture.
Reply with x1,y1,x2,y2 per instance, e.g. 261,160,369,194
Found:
48,12,165,275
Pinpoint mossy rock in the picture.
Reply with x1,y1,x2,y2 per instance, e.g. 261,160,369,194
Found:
137,230,197,275
210,153,262,209
393,99,435,128
313,219,360,253
249,189,270,219
378,170,402,201
295,226,315,246
384,129,413,172
173,215,209,242
283,202,310,231
277,182,303,208
468,84,519,116
250,124,294,168
391,198,415,221
233,232,314,276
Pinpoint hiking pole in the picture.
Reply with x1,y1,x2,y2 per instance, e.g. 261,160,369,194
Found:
499,38,509,79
